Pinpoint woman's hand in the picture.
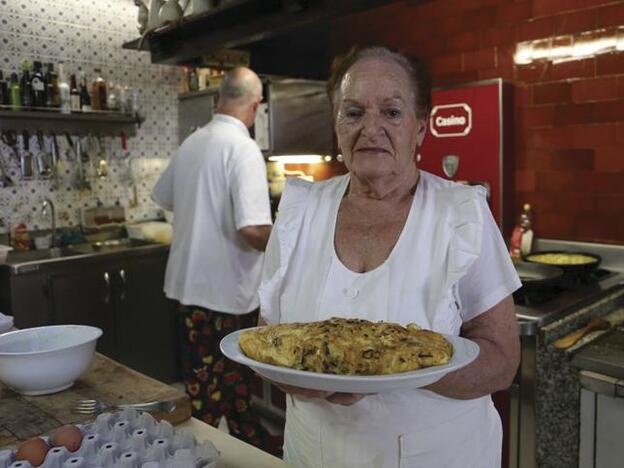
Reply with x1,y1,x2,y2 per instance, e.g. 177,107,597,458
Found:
263,378,368,406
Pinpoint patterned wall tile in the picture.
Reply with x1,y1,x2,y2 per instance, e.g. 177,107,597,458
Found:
0,0,179,234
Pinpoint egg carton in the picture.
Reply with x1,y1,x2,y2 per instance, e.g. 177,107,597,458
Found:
0,409,219,468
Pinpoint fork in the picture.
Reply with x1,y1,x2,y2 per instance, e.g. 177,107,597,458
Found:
73,399,177,415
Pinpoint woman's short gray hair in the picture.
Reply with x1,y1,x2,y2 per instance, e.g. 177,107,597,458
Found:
327,46,431,119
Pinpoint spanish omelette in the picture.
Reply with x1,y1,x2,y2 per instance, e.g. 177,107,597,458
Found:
239,317,453,375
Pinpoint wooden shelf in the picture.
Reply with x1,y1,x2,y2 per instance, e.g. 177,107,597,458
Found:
0,108,141,135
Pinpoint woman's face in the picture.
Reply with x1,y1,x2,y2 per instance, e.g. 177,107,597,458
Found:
334,57,427,182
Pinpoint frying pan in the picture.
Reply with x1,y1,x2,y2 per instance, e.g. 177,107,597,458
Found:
514,261,564,293
524,250,601,274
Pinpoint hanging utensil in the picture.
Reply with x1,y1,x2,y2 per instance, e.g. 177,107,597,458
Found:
20,130,34,180
0,130,16,187
96,134,108,179
0,149,14,187
1,130,19,160
74,137,91,192
50,132,61,189
35,130,53,178
63,131,76,161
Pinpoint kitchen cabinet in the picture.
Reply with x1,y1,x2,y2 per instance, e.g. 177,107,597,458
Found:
579,371,624,468
1,248,180,383
116,255,178,382
48,262,118,358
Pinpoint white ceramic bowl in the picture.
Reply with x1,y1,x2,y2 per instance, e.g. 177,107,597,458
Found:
0,325,102,395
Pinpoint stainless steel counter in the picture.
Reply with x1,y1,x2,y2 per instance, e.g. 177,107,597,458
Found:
2,238,168,275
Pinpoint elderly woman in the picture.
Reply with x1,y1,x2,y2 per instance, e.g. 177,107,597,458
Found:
258,46,521,467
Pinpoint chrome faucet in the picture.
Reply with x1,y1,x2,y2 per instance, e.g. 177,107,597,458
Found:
41,198,56,247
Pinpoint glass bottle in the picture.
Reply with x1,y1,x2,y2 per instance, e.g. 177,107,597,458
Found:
57,62,71,114
510,203,534,260
91,68,107,111
31,61,46,108
20,60,32,108
0,70,7,106
69,74,80,111
79,71,91,112
45,63,59,107
9,73,21,110
106,81,118,111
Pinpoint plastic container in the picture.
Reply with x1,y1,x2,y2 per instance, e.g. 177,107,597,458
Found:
34,235,52,250
0,245,12,264
0,409,219,468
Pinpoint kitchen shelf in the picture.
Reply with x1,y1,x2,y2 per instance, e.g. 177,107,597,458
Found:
0,108,141,135
178,87,220,100
120,0,397,77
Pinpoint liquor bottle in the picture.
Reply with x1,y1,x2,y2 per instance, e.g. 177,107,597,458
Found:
0,71,7,106
69,74,80,112
510,203,534,260
79,71,91,112
31,61,46,108
57,63,70,114
91,68,107,111
9,73,21,110
20,60,32,108
45,63,59,107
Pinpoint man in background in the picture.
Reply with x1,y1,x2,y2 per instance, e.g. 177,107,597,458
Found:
152,67,274,452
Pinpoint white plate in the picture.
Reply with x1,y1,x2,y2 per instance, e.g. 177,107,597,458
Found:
221,327,480,394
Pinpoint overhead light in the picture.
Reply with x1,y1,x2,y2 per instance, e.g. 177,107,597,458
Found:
267,155,328,164
514,26,623,65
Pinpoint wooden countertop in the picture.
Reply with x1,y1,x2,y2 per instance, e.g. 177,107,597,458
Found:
0,353,291,467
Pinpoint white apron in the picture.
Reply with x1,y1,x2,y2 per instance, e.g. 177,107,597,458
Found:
259,172,502,468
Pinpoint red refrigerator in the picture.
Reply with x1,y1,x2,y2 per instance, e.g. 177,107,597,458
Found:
419,78,515,468
419,78,515,237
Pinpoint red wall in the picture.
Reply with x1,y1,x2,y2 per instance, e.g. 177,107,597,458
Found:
332,0,624,244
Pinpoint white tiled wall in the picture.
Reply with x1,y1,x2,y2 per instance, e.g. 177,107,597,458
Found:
0,0,178,231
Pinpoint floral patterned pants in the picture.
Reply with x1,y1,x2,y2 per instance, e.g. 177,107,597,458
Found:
177,304,273,452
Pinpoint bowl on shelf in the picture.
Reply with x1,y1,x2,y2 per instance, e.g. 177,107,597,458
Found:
0,325,102,395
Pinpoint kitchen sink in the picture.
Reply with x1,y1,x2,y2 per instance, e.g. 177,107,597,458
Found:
6,246,84,263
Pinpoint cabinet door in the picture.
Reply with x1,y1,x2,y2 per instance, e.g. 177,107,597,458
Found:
48,265,117,359
116,254,178,382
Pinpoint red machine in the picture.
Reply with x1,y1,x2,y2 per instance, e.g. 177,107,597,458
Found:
419,79,515,236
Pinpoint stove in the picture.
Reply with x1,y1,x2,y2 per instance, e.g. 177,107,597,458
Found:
505,239,624,468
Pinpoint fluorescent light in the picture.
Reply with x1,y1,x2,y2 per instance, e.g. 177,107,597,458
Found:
514,27,623,65
267,155,327,164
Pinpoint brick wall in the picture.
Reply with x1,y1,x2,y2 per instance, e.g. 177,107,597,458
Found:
332,0,624,244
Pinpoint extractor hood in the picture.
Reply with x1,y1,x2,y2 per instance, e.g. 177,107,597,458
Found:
126,0,403,78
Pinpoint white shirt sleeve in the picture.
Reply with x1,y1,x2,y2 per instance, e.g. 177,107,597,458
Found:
259,226,282,324
230,142,272,230
151,157,175,211
457,198,522,322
